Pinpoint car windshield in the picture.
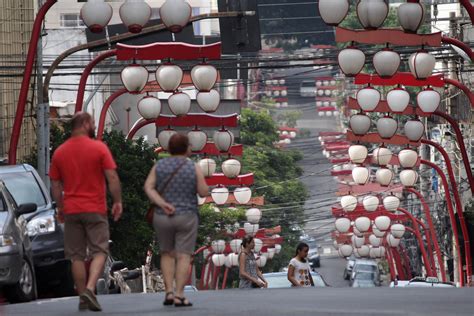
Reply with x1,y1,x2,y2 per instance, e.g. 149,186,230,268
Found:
265,273,326,288
0,172,46,208
301,81,314,88
355,272,375,280
355,264,377,272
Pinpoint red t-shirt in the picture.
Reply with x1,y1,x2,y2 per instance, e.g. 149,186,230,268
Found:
49,136,117,215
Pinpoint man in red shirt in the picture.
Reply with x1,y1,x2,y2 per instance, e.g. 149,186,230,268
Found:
50,112,122,312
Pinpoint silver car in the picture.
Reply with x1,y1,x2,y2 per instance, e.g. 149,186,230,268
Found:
0,181,38,302
299,80,317,97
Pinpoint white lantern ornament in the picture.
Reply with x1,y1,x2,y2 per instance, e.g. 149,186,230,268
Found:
387,234,401,247
354,216,371,233
197,89,220,113
230,239,242,253
352,235,365,248
398,148,418,169
335,218,351,233
373,48,400,78
121,64,149,94
340,195,358,212
211,186,229,205
400,169,418,187
157,128,177,151
243,222,259,236
155,64,183,92
159,0,192,33
387,87,410,113
80,0,113,33
356,0,389,30
383,195,400,212
191,64,218,92
254,239,263,253
398,1,425,33
234,187,252,205
211,239,226,254
256,255,267,267
246,208,262,224
357,86,381,112
376,168,394,187
222,159,241,178
213,129,234,152
137,95,161,119
374,216,391,231
188,128,207,152
168,92,191,116
338,47,366,76
404,119,424,142
372,147,393,166
391,223,406,238
408,51,436,79
318,0,350,26
369,234,382,247
339,244,353,258
377,116,398,139
348,144,368,164
356,245,370,257
372,225,385,237
198,158,216,177
362,195,379,212
212,254,226,267
417,88,440,114
119,0,151,34
349,114,371,136
352,166,370,185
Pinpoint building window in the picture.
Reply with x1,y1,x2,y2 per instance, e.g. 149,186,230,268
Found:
60,14,85,28
192,7,200,35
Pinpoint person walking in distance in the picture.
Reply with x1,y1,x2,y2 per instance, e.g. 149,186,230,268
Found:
238,236,268,289
50,112,122,312
287,242,314,287
144,134,208,307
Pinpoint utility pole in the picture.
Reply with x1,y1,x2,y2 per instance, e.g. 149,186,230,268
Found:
36,0,50,190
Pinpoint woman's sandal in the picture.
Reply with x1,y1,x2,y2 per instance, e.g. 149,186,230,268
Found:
163,292,174,306
174,296,193,307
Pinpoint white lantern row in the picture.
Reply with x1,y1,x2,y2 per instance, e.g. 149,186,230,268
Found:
340,195,358,212
81,0,191,34
244,222,259,236
362,195,379,212
211,239,226,254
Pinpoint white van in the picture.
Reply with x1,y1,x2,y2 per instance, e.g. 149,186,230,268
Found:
299,80,316,97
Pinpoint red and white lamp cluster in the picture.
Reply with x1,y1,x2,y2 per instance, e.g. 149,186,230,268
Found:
81,0,192,34
264,78,288,108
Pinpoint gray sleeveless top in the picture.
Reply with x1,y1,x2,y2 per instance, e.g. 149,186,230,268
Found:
154,157,198,215
239,251,259,288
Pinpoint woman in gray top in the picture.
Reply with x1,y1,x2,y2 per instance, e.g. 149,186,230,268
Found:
144,134,208,307
238,236,268,289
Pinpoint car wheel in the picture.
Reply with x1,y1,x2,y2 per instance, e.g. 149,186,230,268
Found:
5,257,37,303
54,262,76,297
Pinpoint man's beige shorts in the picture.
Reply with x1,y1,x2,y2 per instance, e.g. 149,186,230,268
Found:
64,213,110,261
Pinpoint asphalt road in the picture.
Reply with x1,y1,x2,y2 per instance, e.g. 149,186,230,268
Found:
4,288,473,316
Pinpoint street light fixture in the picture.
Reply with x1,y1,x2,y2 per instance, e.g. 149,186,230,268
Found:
397,1,425,33
80,0,113,33
120,63,149,93
318,0,350,26
137,95,161,119
155,64,184,92
119,0,152,33
197,90,221,113
168,92,191,116
356,0,389,30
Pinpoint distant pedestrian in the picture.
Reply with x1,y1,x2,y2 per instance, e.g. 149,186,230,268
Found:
50,112,122,312
238,236,268,289
287,242,314,287
144,133,208,307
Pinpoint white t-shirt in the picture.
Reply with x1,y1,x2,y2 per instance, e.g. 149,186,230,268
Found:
289,258,312,287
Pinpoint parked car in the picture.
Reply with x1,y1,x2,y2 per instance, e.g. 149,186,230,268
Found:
308,247,320,268
351,271,378,288
299,80,317,97
0,164,74,297
0,180,38,302
402,277,455,288
350,259,380,282
263,271,328,288
343,255,356,280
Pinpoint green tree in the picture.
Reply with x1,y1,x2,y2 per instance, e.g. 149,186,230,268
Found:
240,108,279,146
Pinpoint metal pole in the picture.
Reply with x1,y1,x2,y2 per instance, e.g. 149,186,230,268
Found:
406,188,447,282
97,89,127,139
421,139,472,285
433,110,474,194
421,159,464,286
396,208,434,277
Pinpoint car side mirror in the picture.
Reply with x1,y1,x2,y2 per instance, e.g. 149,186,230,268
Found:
110,261,126,272
16,203,37,216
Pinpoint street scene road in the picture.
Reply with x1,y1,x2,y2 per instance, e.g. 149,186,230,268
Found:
4,288,473,316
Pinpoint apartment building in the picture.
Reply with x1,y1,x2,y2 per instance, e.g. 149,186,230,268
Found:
0,0,36,161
